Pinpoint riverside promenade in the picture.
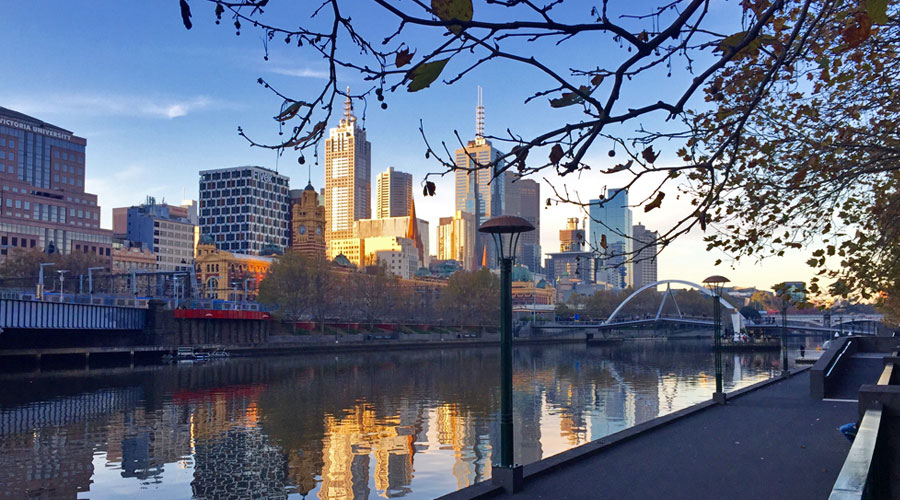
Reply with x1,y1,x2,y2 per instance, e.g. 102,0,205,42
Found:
443,368,857,500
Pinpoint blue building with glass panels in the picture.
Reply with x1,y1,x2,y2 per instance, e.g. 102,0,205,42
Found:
588,188,633,289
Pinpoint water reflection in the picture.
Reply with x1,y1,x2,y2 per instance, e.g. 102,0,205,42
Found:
0,338,803,499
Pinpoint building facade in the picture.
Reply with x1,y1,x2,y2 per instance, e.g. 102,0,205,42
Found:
437,211,476,271
356,214,428,268
194,239,275,300
198,166,290,255
632,223,659,288
291,182,326,256
514,177,541,273
589,188,633,289
559,218,586,252
375,167,412,219
113,196,195,271
325,94,371,255
111,240,156,274
0,107,112,262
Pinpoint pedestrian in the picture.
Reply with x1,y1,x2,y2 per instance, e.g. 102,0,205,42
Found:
800,344,806,358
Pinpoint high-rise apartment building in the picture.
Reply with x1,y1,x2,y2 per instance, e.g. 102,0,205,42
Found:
437,210,476,271
325,92,371,257
633,223,659,288
589,188,633,289
198,166,290,255
0,107,112,262
113,196,195,271
454,88,506,265
375,167,412,219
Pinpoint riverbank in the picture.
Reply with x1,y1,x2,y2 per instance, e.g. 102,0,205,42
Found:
439,366,856,500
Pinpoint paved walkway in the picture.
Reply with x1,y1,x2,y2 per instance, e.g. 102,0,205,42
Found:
498,373,856,500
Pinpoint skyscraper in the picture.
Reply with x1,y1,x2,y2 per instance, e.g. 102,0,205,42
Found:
375,167,412,219
0,107,112,262
198,166,290,254
589,188,633,289
454,87,506,265
513,176,541,272
325,91,371,257
633,223,658,288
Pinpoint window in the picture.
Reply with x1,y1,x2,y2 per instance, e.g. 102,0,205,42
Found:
8,140,13,148
23,201,29,209
14,200,20,208
54,151,59,159
8,153,13,161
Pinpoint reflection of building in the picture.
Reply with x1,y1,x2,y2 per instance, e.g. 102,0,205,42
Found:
318,404,414,500
437,210,476,271
194,239,276,299
291,182,326,256
589,188,633,289
0,106,113,262
632,223,658,288
190,391,289,500
199,165,290,255
325,92,371,251
376,167,412,219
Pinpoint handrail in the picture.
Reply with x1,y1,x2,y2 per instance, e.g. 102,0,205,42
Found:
826,340,853,379
829,407,882,499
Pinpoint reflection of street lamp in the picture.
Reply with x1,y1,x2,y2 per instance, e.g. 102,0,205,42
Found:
703,275,729,405
37,262,56,299
479,215,535,494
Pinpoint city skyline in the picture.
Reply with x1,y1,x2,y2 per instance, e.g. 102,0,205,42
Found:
0,3,820,290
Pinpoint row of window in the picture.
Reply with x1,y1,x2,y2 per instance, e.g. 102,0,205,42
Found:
0,137,16,149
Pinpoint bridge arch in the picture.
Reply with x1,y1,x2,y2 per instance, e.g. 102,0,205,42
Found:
603,280,739,325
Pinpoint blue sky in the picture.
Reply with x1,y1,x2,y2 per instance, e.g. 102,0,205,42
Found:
0,1,818,291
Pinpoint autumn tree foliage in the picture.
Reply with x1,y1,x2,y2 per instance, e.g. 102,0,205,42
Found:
178,0,899,308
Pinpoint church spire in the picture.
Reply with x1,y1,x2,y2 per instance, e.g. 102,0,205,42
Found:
407,198,424,265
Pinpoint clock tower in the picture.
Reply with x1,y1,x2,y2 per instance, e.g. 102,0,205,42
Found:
291,182,326,256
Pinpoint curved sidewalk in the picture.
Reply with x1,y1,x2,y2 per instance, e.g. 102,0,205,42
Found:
449,371,857,500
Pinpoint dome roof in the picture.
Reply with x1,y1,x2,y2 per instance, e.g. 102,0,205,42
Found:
332,253,353,267
511,264,533,282
304,181,316,191
259,242,284,257
198,234,215,246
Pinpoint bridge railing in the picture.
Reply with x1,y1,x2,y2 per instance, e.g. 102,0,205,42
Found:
0,298,146,330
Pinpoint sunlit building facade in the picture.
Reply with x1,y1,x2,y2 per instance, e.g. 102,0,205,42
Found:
0,107,112,262
325,93,371,257
375,166,412,219
437,210,476,271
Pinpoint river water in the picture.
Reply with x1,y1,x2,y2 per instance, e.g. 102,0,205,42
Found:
0,337,820,499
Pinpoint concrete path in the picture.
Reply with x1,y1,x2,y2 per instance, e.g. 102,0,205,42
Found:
497,373,856,500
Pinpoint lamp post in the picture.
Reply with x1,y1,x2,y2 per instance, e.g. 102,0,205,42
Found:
56,270,69,299
479,215,535,494
88,267,104,299
38,262,56,300
777,290,791,377
703,275,729,405
243,277,256,302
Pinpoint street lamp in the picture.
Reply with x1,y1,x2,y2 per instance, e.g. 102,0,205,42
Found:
243,277,256,302
774,284,792,377
88,267,104,298
703,275,729,405
37,262,56,299
56,270,70,299
479,215,535,494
